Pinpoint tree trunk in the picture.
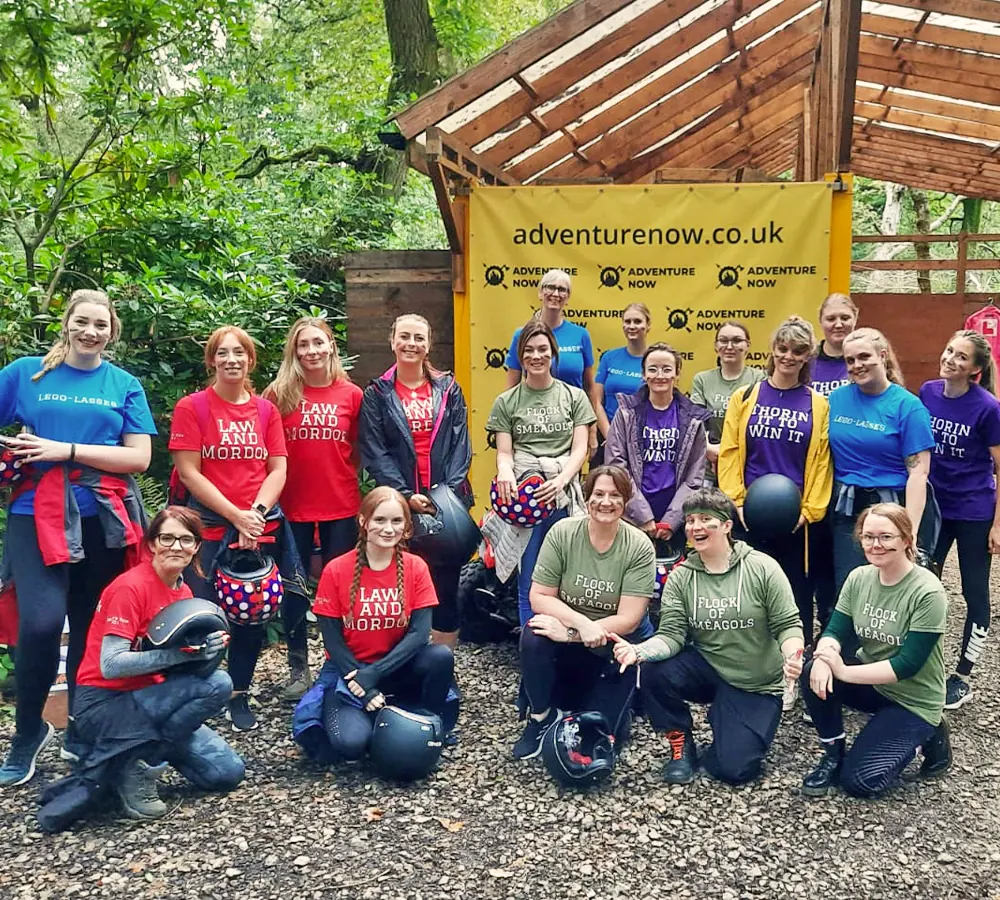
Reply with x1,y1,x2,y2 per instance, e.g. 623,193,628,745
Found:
868,182,907,293
910,189,933,293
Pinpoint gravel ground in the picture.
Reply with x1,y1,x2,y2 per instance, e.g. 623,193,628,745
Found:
2,553,1000,900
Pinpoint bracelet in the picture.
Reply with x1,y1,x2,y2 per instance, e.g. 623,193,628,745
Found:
69,443,76,462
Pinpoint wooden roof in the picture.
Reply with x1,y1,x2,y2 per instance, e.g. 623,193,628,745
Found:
394,0,1000,200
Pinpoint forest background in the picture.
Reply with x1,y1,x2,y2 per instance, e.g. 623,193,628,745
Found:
2,0,999,496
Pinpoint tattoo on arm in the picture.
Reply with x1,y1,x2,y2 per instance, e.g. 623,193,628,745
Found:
905,453,921,470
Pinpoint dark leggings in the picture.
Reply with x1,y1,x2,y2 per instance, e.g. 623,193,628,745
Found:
6,514,125,736
933,518,993,677
425,562,463,634
286,519,357,667
800,660,935,798
808,512,837,638
321,644,454,761
744,525,814,643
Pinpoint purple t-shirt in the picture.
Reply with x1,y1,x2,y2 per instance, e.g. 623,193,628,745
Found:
919,380,1000,521
811,347,850,397
641,401,679,520
744,382,813,491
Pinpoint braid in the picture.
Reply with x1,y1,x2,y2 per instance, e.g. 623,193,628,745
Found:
396,548,408,626
31,340,69,382
348,537,366,625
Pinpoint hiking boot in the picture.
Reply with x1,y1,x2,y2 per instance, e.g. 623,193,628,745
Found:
802,738,845,797
282,667,313,703
0,721,55,787
782,678,799,713
116,758,168,820
226,693,259,732
919,719,952,779
661,730,697,785
512,707,561,760
944,675,972,710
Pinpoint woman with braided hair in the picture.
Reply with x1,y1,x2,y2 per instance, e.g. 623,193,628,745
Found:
294,486,453,763
0,289,155,786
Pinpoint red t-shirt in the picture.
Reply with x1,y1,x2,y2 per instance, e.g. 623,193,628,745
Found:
280,380,363,522
77,561,193,692
168,388,287,528
395,379,434,492
313,549,438,663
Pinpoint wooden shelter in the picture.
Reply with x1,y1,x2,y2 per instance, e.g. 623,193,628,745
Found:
390,0,1000,254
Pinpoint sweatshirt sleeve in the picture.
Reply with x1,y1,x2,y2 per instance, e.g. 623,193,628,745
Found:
638,568,689,659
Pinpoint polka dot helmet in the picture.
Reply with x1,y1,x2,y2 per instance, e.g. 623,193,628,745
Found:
653,548,685,605
0,447,25,489
214,549,284,626
489,471,554,528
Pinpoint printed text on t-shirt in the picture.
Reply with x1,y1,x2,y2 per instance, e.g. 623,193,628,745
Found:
345,586,406,631
748,406,809,443
929,415,971,458
286,400,348,442
643,424,678,462
204,419,266,460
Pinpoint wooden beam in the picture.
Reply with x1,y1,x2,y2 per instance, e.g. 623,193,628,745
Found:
802,85,815,180
835,0,863,169
394,0,639,138
696,100,805,169
861,11,1000,56
425,132,462,253
425,126,518,186
851,156,1000,199
653,168,739,183
853,259,1000,272
854,135,1000,172
857,63,1000,109
486,0,821,173
855,102,1000,143
854,145,1000,181
854,234,1000,243
853,124,1000,174
860,34,1000,83
855,84,1000,130
872,0,1000,25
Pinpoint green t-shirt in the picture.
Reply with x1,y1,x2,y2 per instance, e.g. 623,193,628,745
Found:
486,380,596,458
532,517,655,621
689,366,765,445
836,565,947,726
654,542,804,694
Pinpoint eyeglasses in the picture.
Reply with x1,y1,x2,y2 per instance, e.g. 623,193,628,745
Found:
541,285,569,295
859,533,901,547
645,366,675,376
155,533,198,549
716,338,747,347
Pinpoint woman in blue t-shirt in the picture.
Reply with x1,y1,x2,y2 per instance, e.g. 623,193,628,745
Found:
920,330,1000,710
593,302,650,445
0,290,156,787
827,328,936,595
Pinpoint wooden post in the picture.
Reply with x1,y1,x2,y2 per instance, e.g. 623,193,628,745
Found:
956,232,968,303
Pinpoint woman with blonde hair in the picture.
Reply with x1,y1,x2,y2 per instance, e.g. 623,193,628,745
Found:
0,289,155,785
827,328,936,594
800,503,950,797
812,293,859,396
593,302,652,453
358,314,473,649
170,325,307,731
920,330,1000,709
264,317,362,700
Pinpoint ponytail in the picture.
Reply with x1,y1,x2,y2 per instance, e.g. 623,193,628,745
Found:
32,289,121,382
952,329,997,396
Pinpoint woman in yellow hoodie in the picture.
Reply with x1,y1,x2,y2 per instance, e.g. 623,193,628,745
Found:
718,316,833,663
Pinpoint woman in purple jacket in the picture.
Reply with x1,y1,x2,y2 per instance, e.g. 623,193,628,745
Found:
605,343,709,552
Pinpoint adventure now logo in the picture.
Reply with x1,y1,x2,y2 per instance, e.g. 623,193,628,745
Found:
510,221,788,247
483,263,579,289
598,264,695,291
716,263,818,290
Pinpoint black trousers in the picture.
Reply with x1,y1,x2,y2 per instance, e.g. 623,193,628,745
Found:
642,648,782,785
6,514,125,736
286,518,357,667
800,660,935,798
807,512,837,639
744,525,813,642
933,518,993,677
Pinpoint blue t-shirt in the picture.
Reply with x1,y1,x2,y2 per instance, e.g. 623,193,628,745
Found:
596,346,644,421
0,357,157,515
505,319,595,389
828,382,934,490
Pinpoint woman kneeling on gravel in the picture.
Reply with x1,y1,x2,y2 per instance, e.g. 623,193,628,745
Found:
799,503,951,798
293,486,454,763
514,465,655,760
40,507,244,829
613,488,804,785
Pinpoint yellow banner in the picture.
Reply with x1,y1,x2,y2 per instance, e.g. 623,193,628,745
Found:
465,183,834,513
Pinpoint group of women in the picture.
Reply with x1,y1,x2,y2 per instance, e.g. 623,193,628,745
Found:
0,270,995,818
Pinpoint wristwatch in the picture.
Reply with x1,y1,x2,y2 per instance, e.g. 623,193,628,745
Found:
254,503,268,516
566,627,579,641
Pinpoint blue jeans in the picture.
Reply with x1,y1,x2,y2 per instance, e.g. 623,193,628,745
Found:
517,509,568,626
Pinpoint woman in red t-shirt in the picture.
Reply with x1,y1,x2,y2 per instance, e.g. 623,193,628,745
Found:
357,314,474,649
169,325,302,732
308,486,454,763
67,507,242,824
264,317,362,701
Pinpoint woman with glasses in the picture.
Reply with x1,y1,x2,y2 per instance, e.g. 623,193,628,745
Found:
800,503,951,797
593,303,652,459
690,322,764,485
605,343,708,550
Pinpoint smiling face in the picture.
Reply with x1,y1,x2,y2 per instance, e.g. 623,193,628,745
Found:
213,332,251,386
586,474,626,525
538,275,571,312
770,339,811,381
295,324,333,375
622,307,650,343
361,498,408,552
715,324,749,365
820,299,857,349
521,333,554,377
684,511,732,555
939,336,980,383
149,517,200,574
859,513,907,568
843,336,887,389
644,349,677,394
66,302,113,362
391,318,430,367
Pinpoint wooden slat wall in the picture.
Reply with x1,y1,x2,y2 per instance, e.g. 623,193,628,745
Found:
345,251,455,387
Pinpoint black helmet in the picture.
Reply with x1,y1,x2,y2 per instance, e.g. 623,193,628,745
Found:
541,711,616,788
743,473,801,538
368,706,444,781
408,483,481,566
142,598,230,677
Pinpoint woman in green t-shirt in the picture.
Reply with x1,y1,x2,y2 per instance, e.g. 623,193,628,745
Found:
512,465,655,761
485,320,596,627
800,502,951,798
